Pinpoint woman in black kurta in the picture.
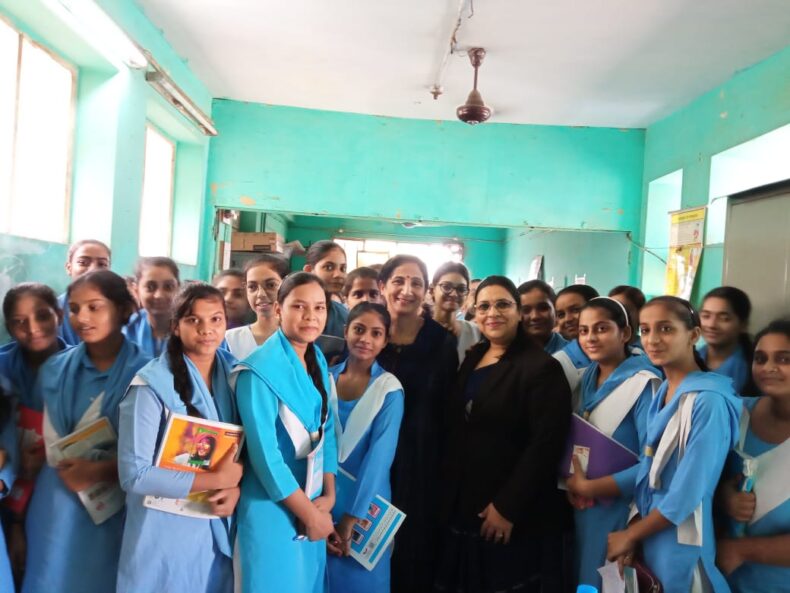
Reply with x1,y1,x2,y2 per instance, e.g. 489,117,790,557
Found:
434,276,572,593
376,255,459,593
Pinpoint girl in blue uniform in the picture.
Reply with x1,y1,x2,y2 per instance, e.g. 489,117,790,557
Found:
22,270,149,593
117,282,243,593
326,302,404,593
56,239,112,346
717,319,790,591
303,241,349,361
0,379,18,593
564,297,661,589
607,296,741,593
234,272,338,593
1,284,65,584
553,285,598,397
699,286,753,394
124,256,181,357
517,279,568,354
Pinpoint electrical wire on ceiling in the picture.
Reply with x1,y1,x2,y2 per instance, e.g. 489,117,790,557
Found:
430,0,475,100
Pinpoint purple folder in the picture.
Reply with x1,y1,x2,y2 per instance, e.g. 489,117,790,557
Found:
559,413,639,482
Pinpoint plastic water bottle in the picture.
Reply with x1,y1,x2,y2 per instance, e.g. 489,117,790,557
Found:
576,586,598,593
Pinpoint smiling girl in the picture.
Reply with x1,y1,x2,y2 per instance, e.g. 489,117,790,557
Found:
304,241,349,361
224,254,290,360
430,262,481,364
234,272,338,593
23,271,149,593
117,283,243,593
326,302,404,593
124,257,181,357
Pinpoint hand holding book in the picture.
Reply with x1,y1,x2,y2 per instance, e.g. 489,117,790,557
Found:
57,457,117,493
191,443,243,493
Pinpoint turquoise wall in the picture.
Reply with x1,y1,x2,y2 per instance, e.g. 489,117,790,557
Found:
504,228,634,293
206,100,646,233
284,215,506,279
0,0,211,306
641,45,790,303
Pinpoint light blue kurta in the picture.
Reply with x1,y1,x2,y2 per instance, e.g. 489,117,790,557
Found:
699,344,750,395
633,372,741,593
117,349,239,593
543,331,569,355
235,329,339,593
0,377,19,593
574,354,659,589
123,309,168,358
326,360,404,593
0,338,67,411
727,397,790,592
22,339,149,593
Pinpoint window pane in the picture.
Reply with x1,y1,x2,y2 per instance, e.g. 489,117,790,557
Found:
139,127,175,256
11,38,74,241
0,20,19,230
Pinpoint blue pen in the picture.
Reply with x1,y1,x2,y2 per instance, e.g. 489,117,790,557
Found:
732,456,757,538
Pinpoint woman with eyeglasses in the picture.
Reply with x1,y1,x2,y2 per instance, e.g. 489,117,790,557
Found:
430,262,481,364
224,255,290,360
376,255,459,593
434,276,572,593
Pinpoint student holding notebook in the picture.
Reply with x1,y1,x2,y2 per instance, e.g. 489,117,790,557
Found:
563,297,661,589
233,272,338,593
326,302,404,593
606,296,741,593
117,283,243,593
56,239,112,346
124,257,180,358
23,271,148,593
717,319,790,591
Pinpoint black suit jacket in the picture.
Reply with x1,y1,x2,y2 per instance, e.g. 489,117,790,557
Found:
440,331,572,535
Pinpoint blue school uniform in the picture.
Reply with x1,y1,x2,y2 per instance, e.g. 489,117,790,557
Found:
553,338,592,399
57,292,81,346
0,338,68,411
699,344,750,394
123,309,168,358
726,397,790,593
316,301,349,363
234,329,338,593
326,360,404,593
574,354,660,589
0,376,18,593
544,331,569,355
116,349,238,593
633,372,741,593
22,339,149,593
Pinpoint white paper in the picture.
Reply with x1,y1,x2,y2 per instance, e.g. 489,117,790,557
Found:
569,445,590,474
598,560,625,593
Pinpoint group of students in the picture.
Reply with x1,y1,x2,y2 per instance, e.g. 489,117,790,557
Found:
0,237,787,593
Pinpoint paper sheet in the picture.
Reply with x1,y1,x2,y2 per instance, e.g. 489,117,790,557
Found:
598,560,625,593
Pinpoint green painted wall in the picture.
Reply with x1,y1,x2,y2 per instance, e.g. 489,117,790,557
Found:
206,100,646,233
641,44,790,303
284,216,506,279
0,0,213,320
504,228,634,293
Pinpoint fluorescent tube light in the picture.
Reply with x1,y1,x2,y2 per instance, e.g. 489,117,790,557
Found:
49,0,147,69
146,69,218,136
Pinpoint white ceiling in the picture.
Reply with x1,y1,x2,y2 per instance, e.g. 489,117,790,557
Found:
135,0,790,128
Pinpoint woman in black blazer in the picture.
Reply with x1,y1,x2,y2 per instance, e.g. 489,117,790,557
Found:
434,275,573,593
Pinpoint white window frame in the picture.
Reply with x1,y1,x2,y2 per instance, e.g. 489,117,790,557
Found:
138,123,176,257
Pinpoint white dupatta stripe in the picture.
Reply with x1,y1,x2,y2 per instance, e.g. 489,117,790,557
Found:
737,408,790,525
553,350,586,410
331,372,402,464
588,370,660,437
649,392,703,547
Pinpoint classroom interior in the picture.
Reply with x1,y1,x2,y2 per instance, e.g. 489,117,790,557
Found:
1,0,789,335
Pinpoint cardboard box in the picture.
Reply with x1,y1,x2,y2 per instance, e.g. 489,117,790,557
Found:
230,232,285,253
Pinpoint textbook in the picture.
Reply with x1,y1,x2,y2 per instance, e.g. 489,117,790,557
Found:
335,468,406,571
559,413,639,504
143,413,244,519
51,416,125,525
4,405,44,516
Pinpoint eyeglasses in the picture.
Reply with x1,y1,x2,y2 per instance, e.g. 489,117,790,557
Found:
437,282,469,297
475,300,517,314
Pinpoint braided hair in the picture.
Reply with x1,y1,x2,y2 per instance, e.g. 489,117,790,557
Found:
168,283,226,418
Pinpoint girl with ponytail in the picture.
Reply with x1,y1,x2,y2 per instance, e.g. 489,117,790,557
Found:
606,295,742,593
233,272,338,593
116,283,243,593
699,286,754,394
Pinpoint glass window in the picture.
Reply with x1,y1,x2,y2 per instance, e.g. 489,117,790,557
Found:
139,126,176,256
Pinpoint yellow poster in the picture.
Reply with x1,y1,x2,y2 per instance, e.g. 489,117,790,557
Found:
665,207,706,300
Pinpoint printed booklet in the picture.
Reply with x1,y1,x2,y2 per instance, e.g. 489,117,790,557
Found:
143,412,244,519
